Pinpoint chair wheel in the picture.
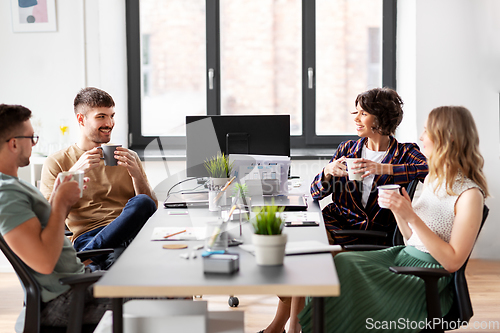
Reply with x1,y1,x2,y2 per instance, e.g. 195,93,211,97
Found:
228,296,239,307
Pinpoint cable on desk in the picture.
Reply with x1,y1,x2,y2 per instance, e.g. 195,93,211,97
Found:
168,183,207,196
166,177,207,197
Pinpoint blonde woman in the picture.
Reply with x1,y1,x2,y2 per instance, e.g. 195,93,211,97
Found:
296,106,489,332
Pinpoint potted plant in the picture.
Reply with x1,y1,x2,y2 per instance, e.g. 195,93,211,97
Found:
232,182,248,200
204,152,233,178
229,182,250,225
251,203,287,266
204,152,234,210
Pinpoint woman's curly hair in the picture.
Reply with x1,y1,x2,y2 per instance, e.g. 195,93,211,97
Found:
355,87,403,136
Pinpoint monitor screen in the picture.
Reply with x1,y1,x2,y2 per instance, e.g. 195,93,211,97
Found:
186,115,290,178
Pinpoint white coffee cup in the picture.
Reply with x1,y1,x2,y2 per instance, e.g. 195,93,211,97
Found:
345,158,362,181
57,170,84,198
377,184,401,208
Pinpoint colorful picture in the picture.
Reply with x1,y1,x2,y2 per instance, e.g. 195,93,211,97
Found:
11,0,57,32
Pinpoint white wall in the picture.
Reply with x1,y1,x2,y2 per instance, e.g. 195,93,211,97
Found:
397,0,500,259
0,0,128,155
0,0,129,271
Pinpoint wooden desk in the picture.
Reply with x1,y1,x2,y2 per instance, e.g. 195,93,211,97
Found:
94,194,339,333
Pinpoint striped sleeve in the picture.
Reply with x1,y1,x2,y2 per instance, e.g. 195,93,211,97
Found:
392,143,428,184
310,141,353,200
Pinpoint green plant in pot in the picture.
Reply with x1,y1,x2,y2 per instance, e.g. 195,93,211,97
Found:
204,152,234,211
230,182,249,221
251,203,287,266
232,183,248,200
204,152,233,179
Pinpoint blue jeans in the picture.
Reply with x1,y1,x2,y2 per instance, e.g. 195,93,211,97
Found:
73,194,156,269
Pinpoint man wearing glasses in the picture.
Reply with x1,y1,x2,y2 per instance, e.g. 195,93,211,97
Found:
0,104,111,328
5,134,39,166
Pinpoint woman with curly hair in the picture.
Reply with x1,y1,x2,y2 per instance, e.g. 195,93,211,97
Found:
313,87,428,246
259,87,428,333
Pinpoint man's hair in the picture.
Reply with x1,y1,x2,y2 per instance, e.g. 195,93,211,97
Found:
0,104,32,148
73,87,115,115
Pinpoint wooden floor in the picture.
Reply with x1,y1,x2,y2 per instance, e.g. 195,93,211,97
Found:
1,259,499,333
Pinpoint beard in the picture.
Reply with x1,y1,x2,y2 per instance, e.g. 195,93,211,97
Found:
18,155,30,168
89,127,112,144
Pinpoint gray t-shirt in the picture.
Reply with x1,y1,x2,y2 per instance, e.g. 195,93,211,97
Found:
0,172,85,302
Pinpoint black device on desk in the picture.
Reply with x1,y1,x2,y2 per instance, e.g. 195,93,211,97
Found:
284,221,319,227
250,194,308,211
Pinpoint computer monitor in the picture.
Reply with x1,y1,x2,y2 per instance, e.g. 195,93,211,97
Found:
186,115,290,178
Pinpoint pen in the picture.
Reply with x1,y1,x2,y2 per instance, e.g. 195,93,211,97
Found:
164,229,187,239
213,176,236,203
226,204,238,221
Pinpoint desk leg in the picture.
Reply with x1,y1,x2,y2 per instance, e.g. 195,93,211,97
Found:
312,297,324,333
112,298,123,333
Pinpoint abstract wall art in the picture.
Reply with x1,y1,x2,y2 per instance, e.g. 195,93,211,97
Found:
11,0,57,32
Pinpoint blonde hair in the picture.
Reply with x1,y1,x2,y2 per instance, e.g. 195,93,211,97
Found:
426,106,489,197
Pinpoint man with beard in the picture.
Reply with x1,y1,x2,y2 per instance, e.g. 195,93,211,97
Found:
41,87,157,270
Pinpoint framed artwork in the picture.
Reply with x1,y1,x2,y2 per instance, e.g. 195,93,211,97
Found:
10,0,57,33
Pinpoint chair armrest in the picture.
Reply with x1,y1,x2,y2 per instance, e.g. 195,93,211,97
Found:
76,248,114,261
389,266,451,331
59,271,106,332
343,244,389,251
389,266,451,279
331,230,389,238
59,271,105,286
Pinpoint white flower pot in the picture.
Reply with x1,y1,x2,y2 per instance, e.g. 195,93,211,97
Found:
208,177,229,211
208,177,229,190
252,233,288,266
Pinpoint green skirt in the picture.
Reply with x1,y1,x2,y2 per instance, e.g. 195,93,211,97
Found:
298,246,453,333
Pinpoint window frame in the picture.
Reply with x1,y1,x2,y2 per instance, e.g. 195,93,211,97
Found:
126,0,397,152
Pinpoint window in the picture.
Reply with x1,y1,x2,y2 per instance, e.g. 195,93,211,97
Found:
219,0,302,136
126,0,396,152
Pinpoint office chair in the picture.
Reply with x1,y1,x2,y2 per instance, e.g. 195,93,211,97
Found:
333,178,420,250
0,234,112,333
389,205,489,333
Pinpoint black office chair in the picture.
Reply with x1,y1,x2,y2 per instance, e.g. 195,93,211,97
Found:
0,234,112,333
389,205,489,333
333,178,420,250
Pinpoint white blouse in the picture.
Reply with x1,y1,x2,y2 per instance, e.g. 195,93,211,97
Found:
361,146,386,208
407,174,481,253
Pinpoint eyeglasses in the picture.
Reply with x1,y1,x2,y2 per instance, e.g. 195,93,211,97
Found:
6,135,39,145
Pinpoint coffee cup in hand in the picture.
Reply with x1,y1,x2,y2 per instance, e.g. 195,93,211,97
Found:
377,184,401,208
345,158,363,181
98,144,122,166
57,170,84,198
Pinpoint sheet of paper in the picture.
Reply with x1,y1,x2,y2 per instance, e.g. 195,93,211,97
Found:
151,227,207,241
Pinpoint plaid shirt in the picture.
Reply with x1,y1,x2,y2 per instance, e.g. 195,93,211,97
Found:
311,137,428,244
